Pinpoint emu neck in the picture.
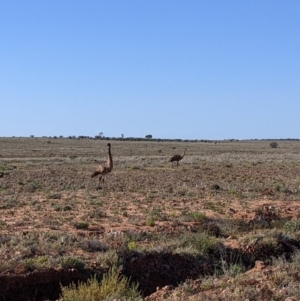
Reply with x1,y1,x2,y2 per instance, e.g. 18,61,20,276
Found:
107,146,113,169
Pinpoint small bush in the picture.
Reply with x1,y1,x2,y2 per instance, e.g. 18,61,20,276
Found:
270,141,278,148
74,221,89,230
131,165,140,170
0,199,19,209
60,266,142,301
127,241,137,250
49,193,62,199
188,211,207,222
96,250,119,269
60,257,86,272
146,217,155,227
283,219,300,233
79,239,108,252
178,232,218,255
211,184,221,190
88,208,106,219
24,256,48,271
274,183,282,192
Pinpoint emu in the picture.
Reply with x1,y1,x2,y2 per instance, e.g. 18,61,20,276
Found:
168,148,186,168
91,143,113,188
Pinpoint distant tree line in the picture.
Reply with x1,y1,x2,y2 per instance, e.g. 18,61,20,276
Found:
17,136,300,143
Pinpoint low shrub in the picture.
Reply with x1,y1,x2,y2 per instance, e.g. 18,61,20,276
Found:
60,256,86,272
283,219,300,233
270,141,278,148
60,266,142,301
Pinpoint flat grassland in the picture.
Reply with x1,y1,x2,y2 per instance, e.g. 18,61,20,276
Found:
1,138,300,300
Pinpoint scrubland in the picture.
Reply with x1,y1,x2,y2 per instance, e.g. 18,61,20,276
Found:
1,137,300,300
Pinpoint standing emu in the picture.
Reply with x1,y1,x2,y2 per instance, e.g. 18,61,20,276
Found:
91,143,113,188
168,148,186,168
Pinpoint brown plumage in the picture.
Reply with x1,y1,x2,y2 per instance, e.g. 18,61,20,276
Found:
168,148,186,167
91,143,113,187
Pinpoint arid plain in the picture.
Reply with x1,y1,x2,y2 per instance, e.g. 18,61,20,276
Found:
1,137,300,300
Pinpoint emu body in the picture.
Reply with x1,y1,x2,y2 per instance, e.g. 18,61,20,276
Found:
168,148,186,167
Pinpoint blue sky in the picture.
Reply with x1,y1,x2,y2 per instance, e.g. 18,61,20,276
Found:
1,1,299,139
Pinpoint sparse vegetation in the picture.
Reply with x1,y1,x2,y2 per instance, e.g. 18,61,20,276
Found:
0,138,300,300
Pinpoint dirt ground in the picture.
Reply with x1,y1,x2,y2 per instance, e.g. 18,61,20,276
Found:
1,138,300,233
1,137,300,299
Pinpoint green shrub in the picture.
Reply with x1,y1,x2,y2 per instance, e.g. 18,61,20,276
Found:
127,241,137,250
283,219,300,233
60,257,86,272
24,256,48,271
178,232,218,254
60,266,142,301
188,211,207,222
74,221,89,230
146,217,155,227
96,250,119,269
191,233,218,254
274,183,283,192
